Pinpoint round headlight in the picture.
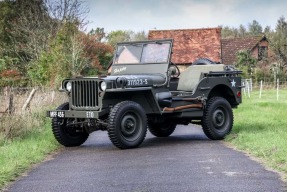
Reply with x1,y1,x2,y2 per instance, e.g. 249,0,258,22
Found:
66,81,72,92
100,81,107,91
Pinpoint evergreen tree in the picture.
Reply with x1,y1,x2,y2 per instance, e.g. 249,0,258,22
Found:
248,20,263,36
238,24,247,37
270,16,287,71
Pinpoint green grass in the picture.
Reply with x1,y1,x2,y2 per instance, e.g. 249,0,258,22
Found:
227,89,287,179
0,123,60,190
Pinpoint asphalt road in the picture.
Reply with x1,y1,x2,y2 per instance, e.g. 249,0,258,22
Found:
8,125,286,192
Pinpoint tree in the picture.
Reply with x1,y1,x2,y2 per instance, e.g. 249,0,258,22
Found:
0,1,15,49
255,57,273,82
81,32,113,74
106,30,133,47
221,26,236,38
236,50,257,78
0,0,55,86
269,16,287,75
263,25,272,35
0,0,115,87
271,18,287,61
0,0,92,87
248,20,263,36
28,22,79,86
46,0,88,25
238,24,247,37
220,25,241,39
89,27,106,42
131,30,147,41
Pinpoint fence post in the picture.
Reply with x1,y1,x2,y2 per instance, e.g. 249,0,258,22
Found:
246,80,250,98
277,79,279,101
22,88,37,111
3,87,14,114
259,80,263,99
8,93,13,114
51,90,55,103
242,81,246,96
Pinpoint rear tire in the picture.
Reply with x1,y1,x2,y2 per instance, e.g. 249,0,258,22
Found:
52,102,89,147
148,121,176,137
202,97,233,140
108,101,147,149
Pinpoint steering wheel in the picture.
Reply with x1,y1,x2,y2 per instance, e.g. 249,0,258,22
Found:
169,62,180,78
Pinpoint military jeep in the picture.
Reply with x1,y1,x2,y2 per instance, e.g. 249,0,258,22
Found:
47,39,242,149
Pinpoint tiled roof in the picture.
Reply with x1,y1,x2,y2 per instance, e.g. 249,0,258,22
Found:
221,36,265,64
148,28,221,65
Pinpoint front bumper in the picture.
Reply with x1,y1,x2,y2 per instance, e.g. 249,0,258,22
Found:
47,108,109,119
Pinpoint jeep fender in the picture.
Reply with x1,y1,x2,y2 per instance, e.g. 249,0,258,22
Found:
103,87,165,114
193,77,241,107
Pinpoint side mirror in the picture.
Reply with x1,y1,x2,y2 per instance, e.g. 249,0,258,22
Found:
169,66,177,75
168,64,180,78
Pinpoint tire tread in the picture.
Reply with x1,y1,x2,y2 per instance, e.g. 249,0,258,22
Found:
108,101,147,149
202,97,233,140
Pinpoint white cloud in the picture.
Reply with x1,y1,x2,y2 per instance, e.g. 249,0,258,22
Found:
85,0,287,32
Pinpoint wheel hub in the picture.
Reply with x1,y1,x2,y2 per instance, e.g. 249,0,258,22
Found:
126,120,135,129
213,109,225,128
121,114,138,137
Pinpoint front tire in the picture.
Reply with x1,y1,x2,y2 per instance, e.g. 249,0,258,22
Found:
52,102,89,147
148,121,176,137
202,97,233,140
108,101,147,149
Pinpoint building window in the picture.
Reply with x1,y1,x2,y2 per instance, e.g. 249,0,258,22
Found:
258,46,268,60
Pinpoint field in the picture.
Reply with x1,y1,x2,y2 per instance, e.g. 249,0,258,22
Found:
0,88,287,190
228,89,287,180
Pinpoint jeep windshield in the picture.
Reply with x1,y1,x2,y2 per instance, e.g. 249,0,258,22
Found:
111,39,173,76
114,42,171,64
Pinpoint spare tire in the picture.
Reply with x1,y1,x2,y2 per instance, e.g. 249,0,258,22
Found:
193,58,217,65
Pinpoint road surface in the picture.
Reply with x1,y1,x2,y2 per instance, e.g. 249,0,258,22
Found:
8,125,286,192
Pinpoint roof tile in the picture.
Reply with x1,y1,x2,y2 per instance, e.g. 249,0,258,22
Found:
221,36,264,64
148,28,221,64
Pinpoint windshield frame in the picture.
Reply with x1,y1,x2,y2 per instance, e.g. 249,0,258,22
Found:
113,39,173,65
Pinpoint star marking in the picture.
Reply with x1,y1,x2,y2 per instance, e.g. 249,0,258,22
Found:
231,79,236,87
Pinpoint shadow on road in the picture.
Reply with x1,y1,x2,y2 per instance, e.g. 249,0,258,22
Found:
143,133,210,148
79,125,211,151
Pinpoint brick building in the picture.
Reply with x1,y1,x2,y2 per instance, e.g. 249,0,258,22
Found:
148,28,270,67
148,28,222,66
221,35,269,64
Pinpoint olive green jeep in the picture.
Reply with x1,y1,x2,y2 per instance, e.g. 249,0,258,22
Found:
47,39,242,149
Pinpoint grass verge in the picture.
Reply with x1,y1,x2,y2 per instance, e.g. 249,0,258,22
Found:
0,122,60,190
227,89,287,180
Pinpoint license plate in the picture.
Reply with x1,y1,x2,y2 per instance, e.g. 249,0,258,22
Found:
127,78,150,87
49,111,65,118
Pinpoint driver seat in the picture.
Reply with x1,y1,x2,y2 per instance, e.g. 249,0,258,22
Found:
177,64,225,92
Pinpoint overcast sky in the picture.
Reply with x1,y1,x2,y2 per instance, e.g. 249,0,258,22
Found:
85,0,287,32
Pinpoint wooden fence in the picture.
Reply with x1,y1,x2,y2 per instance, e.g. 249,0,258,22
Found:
0,87,67,116
1,81,286,115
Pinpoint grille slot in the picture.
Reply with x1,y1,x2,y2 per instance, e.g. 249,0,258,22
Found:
71,80,99,110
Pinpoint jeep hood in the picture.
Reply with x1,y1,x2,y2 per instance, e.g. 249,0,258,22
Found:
103,74,166,88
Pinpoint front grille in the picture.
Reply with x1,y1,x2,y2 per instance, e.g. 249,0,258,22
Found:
71,80,99,110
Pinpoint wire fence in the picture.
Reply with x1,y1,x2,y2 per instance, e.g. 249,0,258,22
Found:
0,81,286,139
242,79,287,100
243,79,287,90
0,87,67,116
0,87,68,140
1,80,286,114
